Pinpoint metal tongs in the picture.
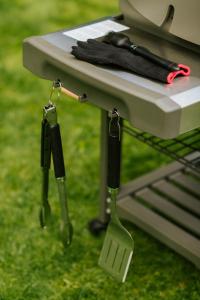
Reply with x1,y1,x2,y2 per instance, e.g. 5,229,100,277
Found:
40,82,73,247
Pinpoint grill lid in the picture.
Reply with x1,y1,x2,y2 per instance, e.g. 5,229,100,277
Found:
120,0,200,46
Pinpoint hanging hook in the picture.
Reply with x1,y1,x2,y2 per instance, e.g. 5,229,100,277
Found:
48,83,55,106
53,80,62,99
109,108,121,140
48,80,62,106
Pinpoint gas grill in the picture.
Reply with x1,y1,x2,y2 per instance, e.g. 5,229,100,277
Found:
23,0,200,269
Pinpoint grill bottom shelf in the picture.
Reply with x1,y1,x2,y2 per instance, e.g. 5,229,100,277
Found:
117,152,200,268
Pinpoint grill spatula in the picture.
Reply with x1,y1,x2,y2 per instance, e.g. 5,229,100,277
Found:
98,110,134,282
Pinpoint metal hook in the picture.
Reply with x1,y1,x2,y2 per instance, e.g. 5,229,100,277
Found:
48,84,55,106
111,108,120,121
54,80,62,100
109,108,121,139
48,80,62,106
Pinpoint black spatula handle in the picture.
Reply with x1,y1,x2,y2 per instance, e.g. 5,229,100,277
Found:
50,124,66,178
107,112,121,189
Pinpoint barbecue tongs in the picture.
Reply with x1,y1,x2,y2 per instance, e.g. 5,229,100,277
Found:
40,102,73,247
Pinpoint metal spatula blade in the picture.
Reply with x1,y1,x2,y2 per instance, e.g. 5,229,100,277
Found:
98,221,134,282
98,189,134,283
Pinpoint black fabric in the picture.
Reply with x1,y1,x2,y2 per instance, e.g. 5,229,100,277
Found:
71,39,171,83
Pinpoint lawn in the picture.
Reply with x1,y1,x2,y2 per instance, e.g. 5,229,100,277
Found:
0,0,199,299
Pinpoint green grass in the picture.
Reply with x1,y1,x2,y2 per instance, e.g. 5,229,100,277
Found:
0,1,199,299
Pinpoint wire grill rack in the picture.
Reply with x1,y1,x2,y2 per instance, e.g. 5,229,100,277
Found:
123,125,200,175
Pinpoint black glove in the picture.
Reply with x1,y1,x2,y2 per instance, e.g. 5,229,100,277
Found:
71,39,190,84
